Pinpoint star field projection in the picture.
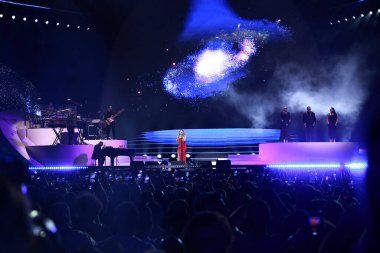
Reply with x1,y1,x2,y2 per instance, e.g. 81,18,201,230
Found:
0,64,38,112
162,0,289,99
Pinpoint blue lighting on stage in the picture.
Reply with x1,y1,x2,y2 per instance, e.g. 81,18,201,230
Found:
163,0,289,99
143,128,280,146
267,162,367,171
29,166,88,171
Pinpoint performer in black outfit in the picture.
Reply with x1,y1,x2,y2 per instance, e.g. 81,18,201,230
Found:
280,106,291,142
91,141,105,166
327,107,339,142
104,106,116,140
66,109,76,145
303,106,316,142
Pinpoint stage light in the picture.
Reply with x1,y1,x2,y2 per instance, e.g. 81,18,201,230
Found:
45,219,57,234
369,11,373,15
30,210,39,218
29,166,88,170
353,16,356,19
329,22,333,25
86,27,90,30
378,9,380,13
171,154,176,158
337,20,341,23
56,22,60,26
186,154,190,158
143,154,147,156
0,14,3,18
266,163,367,171
157,154,162,159
23,17,27,21
11,15,15,19
237,153,240,155
344,18,348,21
361,14,364,17
45,20,49,24
66,98,71,101
35,18,38,22
67,24,70,27
77,25,80,29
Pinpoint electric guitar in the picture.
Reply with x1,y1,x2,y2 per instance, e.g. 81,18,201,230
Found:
105,108,125,125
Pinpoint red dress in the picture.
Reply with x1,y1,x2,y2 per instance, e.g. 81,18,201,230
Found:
177,136,187,164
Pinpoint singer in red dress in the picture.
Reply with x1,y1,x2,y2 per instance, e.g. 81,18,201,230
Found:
177,129,187,164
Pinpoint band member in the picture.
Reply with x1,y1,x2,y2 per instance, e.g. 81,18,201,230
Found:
303,106,316,142
104,106,116,140
66,109,76,145
280,106,291,142
327,107,339,142
91,141,105,166
177,129,187,164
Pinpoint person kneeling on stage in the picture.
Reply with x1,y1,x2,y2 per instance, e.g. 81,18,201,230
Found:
92,141,105,166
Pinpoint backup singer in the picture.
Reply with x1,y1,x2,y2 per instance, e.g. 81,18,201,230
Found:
280,106,291,142
303,106,316,142
177,129,187,164
327,107,339,142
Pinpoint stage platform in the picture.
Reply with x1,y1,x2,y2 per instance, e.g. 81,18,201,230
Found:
0,112,367,169
24,142,365,168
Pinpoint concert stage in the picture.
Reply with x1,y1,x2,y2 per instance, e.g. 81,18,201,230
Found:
24,142,366,169
0,111,367,169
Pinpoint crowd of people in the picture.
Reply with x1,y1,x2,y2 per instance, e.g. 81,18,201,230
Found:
0,164,371,253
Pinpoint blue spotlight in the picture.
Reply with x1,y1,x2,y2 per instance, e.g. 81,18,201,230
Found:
369,11,373,15
0,14,3,18
77,25,80,29
329,22,333,25
11,15,15,19
344,18,348,21
56,22,60,26
45,20,49,24
353,16,356,19
361,14,364,17
34,18,38,22
337,20,341,23
66,24,70,27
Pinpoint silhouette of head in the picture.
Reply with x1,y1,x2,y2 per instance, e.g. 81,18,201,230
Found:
183,211,234,253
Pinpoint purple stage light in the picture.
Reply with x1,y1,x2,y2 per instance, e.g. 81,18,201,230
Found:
266,162,367,170
29,166,88,171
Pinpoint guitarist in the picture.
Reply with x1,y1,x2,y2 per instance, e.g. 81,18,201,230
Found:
104,105,116,139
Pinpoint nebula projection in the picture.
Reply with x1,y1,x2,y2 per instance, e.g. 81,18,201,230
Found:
163,0,289,99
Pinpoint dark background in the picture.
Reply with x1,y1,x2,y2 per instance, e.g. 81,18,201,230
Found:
0,0,379,139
